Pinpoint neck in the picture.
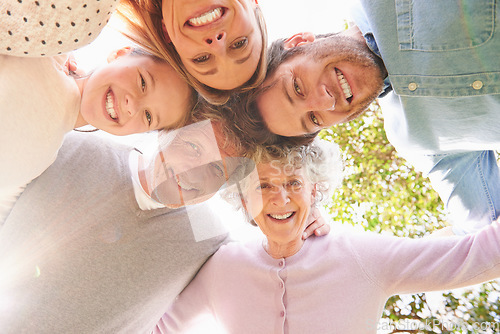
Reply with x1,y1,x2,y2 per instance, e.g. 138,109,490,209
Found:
73,76,89,129
264,238,305,259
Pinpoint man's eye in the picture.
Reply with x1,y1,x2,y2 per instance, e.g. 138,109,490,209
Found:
145,110,152,126
230,38,248,50
193,54,211,64
293,79,303,96
187,141,200,155
140,75,146,91
210,162,225,178
309,112,320,126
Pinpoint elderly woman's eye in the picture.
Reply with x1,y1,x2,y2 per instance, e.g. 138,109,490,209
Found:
193,54,211,64
230,38,248,50
288,179,302,188
309,112,320,126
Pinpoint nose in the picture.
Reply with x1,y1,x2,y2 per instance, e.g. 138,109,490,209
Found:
271,187,290,206
204,31,226,49
309,85,336,112
124,94,140,117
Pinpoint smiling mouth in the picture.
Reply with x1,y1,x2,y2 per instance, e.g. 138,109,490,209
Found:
105,91,118,120
335,68,353,103
269,212,295,220
187,7,224,27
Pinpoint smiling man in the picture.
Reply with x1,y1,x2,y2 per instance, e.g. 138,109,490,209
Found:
256,28,387,136
253,0,500,235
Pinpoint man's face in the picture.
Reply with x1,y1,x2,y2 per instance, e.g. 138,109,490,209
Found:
140,120,252,208
256,30,386,136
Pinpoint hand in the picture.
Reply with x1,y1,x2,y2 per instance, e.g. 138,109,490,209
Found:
302,206,330,240
64,53,85,76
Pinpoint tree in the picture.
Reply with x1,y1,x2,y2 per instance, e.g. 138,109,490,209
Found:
320,100,500,333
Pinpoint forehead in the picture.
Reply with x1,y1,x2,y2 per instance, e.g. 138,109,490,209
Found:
255,162,304,180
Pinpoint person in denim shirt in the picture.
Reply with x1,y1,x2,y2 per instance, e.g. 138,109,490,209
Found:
254,0,500,235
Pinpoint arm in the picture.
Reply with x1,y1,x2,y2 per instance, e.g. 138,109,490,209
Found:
153,259,218,333
349,219,500,296
0,0,118,57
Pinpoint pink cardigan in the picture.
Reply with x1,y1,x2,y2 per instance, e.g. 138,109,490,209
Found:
155,222,500,333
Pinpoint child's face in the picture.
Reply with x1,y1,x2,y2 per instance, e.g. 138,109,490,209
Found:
162,0,262,90
79,51,192,136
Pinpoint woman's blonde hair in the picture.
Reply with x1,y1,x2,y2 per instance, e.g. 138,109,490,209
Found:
116,0,268,105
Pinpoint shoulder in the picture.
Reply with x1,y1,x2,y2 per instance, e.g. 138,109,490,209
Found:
1,0,118,57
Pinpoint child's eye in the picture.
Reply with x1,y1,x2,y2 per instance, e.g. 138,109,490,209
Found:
145,110,152,126
293,78,303,96
309,112,320,126
140,75,146,91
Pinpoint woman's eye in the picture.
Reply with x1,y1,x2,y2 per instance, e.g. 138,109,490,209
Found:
293,78,303,96
145,110,152,126
230,38,248,50
140,75,146,91
288,179,302,188
309,112,320,126
193,54,211,64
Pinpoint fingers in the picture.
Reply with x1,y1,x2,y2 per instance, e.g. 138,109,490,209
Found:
302,208,330,240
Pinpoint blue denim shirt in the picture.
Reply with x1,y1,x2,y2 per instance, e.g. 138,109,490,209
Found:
352,0,500,233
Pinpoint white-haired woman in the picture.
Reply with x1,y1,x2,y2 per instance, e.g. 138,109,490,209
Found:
153,138,500,334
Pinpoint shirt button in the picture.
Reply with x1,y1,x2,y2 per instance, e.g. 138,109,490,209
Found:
472,80,483,90
280,311,285,317
279,282,284,289
278,261,283,266
408,82,418,91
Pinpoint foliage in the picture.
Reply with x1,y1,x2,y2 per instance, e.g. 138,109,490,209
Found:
318,100,500,333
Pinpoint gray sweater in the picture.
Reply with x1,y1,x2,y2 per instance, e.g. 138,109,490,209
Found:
0,132,229,333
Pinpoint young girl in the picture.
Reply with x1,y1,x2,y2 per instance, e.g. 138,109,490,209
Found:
1,0,268,104
0,46,195,222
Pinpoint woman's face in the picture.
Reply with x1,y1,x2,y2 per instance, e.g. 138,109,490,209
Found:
246,162,316,247
79,48,192,136
161,0,262,90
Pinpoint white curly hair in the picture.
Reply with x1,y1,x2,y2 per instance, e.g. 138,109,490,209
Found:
223,138,344,222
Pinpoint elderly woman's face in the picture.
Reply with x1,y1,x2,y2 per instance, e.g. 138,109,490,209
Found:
246,162,316,246
161,0,262,90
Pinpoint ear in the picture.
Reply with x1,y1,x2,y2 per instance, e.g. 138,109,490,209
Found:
161,20,172,43
311,184,318,203
107,46,133,63
283,32,316,50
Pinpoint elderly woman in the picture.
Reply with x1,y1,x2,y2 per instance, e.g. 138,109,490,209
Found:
154,139,500,334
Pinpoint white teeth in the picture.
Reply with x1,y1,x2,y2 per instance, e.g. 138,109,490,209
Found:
106,92,117,119
335,69,353,100
188,7,223,26
270,212,293,220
